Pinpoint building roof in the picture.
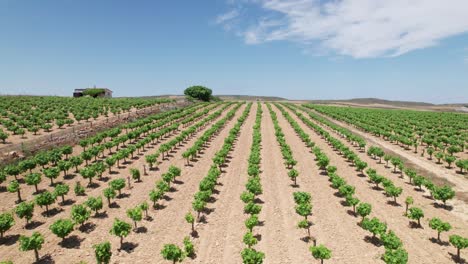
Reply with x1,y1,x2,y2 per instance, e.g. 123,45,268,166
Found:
74,88,112,93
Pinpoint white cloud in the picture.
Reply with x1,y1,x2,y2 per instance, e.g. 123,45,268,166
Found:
218,0,468,58
216,9,240,24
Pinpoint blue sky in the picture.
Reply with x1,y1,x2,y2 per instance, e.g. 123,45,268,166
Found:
1,0,467,103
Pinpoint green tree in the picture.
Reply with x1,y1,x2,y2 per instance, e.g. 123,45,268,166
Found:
449,235,468,261
241,191,255,203
145,154,157,169
185,212,195,233
0,171,6,187
293,192,311,205
103,188,116,207
0,212,14,238
109,178,126,197
80,166,97,186
49,219,74,241
184,86,213,101
15,201,35,226
0,130,8,143
58,160,72,177
357,203,372,223
161,244,185,263
149,189,164,208
298,219,312,242
355,160,368,174
407,207,424,227
139,201,149,219
43,167,60,186
241,248,265,264
86,196,103,216
385,185,403,204
71,204,91,227
93,241,112,264
192,198,206,221
4,165,20,181
429,218,452,242
35,191,56,216
244,201,262,215
105,157,116,174
130,168,141,182
183,236,195,257
295,202,312,220
288,169,299,186
381,248,408,264
243,232,258,248
19,232,44,262
110,218,132,249
310,244,332,264
74,181,86,196
126,206,143,229
445,155,456,168
54,183,70,204
245,214,259,232
427,147,435,159
381,230,403,250
435,152,444,164
345,196,360,215
25,173,42,193
362,217,387,238
168,165,181,179
70,156,83,172
7,180,22,202
433,185,455,207
404,196,413,215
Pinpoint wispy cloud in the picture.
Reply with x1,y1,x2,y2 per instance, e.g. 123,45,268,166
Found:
216,9,240,24
217,0,468,58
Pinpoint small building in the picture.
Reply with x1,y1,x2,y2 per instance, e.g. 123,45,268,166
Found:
73,87,113,98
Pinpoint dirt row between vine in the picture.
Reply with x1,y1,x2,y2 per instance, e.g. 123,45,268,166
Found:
301,105,468,219
2,102,466,264
308,108,468,200
280,104,468,263
0,103,241,263
186,103,257,264
265,104,379,263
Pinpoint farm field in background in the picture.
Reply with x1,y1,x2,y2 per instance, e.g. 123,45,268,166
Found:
0,96,173,146
0,98,467,264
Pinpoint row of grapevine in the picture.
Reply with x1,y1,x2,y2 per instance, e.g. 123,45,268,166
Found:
296,104,456,209
1,102,207,178
0,96,173,142
0,102,231,263
0,103,211,211
274,103,408,263
89,103,242,263
0,103,215,257
266,103,333,263
305,104,468,173
191,103,251,221
182,103,243,164
159,102,252,263
147,102,235,167
288,104,468,262
240,102,265,263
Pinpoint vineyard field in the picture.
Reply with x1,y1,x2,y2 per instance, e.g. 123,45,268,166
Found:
0,100,467,264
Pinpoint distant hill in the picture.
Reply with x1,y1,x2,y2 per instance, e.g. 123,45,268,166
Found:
308,98,436,107
217,95,287,101
305,98,467,112
131,94,467,111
